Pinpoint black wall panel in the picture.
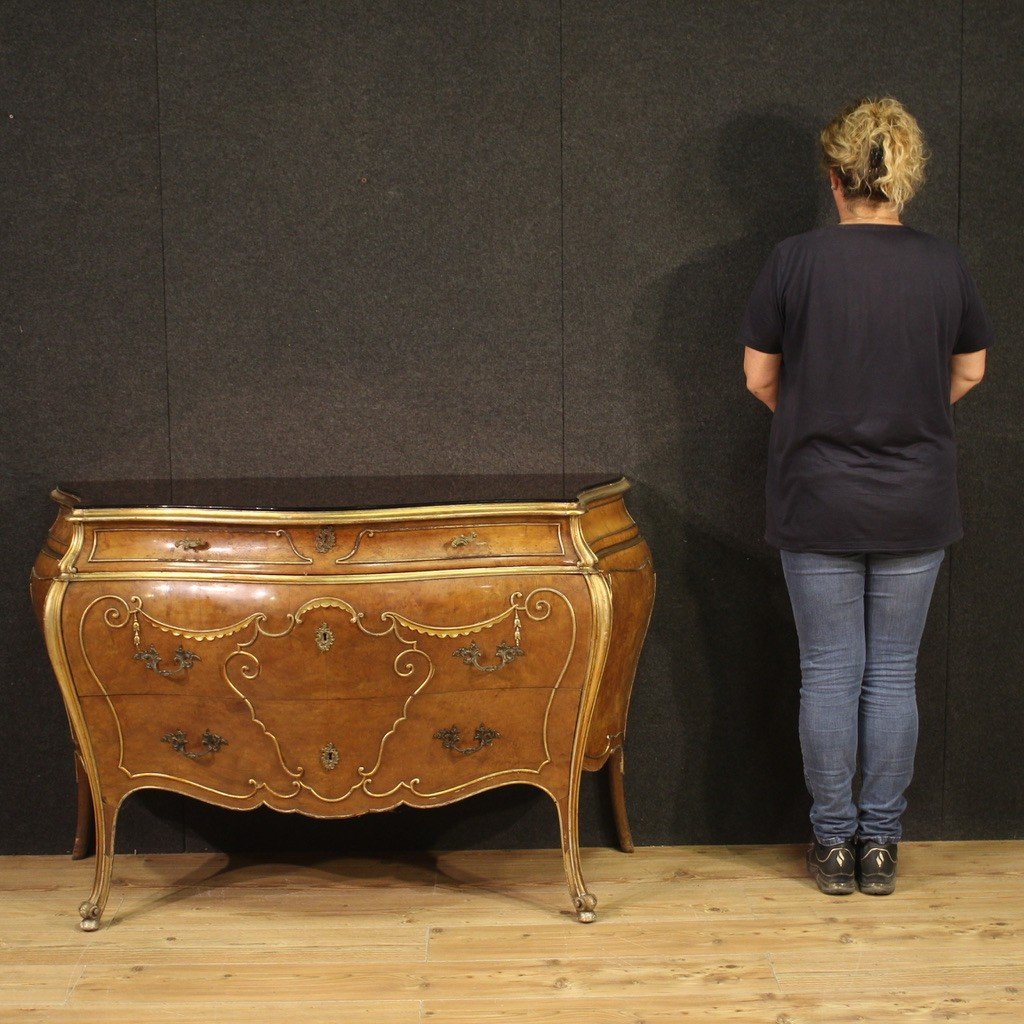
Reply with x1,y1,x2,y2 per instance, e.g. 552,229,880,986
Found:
0,2,184,853
157,1,563,485
561,0,962,843
946,2,1024,838
1,1,1020,855
150,1,566,851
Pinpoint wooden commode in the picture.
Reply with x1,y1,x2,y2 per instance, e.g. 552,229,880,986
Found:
30,474,656,929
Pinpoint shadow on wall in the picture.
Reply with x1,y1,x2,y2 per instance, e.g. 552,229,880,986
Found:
626,108,828,843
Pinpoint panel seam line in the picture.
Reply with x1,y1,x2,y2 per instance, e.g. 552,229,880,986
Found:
152,0,183,853
558,0,566,497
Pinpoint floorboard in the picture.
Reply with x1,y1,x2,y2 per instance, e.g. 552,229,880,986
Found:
0,842,1020,1022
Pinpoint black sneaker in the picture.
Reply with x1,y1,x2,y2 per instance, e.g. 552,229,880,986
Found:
805,838,856,895
856,840,898,895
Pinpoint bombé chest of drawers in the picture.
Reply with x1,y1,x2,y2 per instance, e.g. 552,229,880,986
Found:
31,475,656,930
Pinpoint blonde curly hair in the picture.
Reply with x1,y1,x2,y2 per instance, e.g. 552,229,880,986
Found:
820,96,930,214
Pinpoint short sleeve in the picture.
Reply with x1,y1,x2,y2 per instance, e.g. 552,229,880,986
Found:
953,251,996,354
737,243,784,354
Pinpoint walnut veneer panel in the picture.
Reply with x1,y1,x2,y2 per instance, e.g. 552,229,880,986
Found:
78,518,574,573
32,477,655,929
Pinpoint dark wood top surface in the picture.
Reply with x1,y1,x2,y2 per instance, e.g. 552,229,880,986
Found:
54,474,627,512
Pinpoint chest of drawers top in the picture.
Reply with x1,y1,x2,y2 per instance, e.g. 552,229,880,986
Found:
45,474,634,578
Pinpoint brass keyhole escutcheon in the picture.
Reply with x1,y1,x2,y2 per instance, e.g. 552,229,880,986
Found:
314,622,335,652
320,742,341,771
315,525,336,554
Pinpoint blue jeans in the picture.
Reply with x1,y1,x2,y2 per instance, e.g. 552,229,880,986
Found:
780,548,945,847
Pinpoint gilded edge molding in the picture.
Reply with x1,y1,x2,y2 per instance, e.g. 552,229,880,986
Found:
558,569,615,918
55,564,595,584
42,578,116,921
76,587,577,807
58,517,86,577
50,476,631,525
65,501,583,526
569,514,599,569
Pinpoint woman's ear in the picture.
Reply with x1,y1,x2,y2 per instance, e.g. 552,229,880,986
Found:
828,167,841,192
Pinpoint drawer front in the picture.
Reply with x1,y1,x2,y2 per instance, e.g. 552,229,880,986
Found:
75,518,575,574
334,520,570,568
85,526,314,568
78,694,306,800
364,687,582,799
78,684,584,810
63,573,595,807
64,577,593,806
63,574,594,702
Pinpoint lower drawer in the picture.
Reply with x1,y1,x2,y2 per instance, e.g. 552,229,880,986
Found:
78,694,303,801
78,684,584,809
363,686,581,799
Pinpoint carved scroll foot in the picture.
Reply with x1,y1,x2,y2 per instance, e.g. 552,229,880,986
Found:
573,892,598,924
77,796,117,932
553,792,598,924
607,746,634,854
78,901,102,932
71,751,94,860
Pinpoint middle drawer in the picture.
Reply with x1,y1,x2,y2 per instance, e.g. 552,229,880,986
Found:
65,574,594,703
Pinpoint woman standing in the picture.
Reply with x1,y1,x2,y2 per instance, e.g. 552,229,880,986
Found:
738,97,994,896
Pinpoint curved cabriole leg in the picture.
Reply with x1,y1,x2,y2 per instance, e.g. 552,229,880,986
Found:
78,796,117,932
71,751,94,860
553,791,598,923
607,746,634,854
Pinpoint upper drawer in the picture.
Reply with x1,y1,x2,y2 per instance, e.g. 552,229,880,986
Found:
76,518,575,573
334,520,570,568
84,526,316,569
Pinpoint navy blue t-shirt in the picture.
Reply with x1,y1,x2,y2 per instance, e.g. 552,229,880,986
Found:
737,223,995,553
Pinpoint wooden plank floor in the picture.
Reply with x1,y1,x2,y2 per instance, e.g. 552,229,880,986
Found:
1,841,1022,1022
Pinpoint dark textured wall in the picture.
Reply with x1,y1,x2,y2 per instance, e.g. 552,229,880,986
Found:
946,1,1024,838
2,1,1019,856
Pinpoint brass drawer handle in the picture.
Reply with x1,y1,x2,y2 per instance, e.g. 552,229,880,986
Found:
162,729,228,760
448,531,478,549
174,537,210,552
133,643,200,678
433,723,500,756
452,640,524,672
